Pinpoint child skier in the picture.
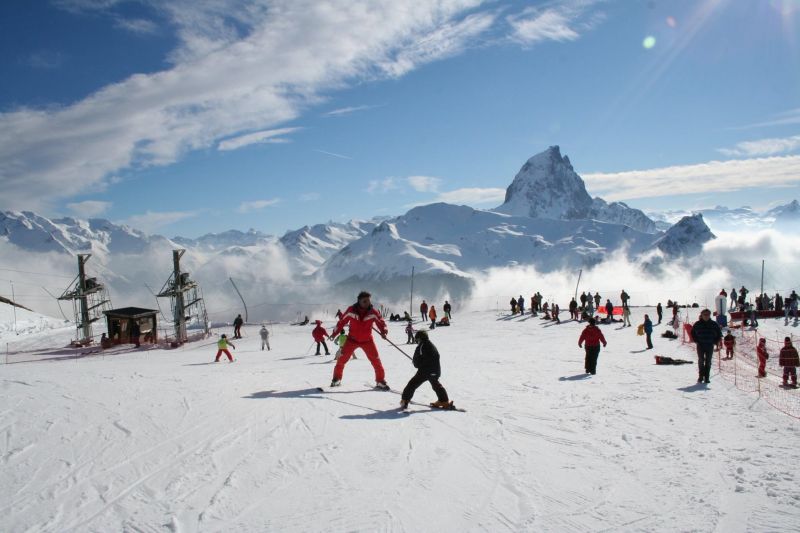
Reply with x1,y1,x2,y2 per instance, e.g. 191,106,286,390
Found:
428,305,437,329
723,330,735,360
233,314,244,339
334,329,349,360
259,324,270,351
405,320,415,344
756,338,769,378
312,320,330,356
779,337,799,387
215,334,236,362
400,330,452,410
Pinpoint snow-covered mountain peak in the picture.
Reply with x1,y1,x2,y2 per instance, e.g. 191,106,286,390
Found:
649,214,715,257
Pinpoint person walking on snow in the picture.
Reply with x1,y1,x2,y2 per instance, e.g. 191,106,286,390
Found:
779,337,799,387
578,317,607,375
757,338,769,378
643,314,653,349
690,309,722,384
259,325,270,351
723,330,735,360
233,314,244,339
312,320,330,356
420,300,428,321
215,334,236,362
405,320,415,344
400,330,452,410
329,291,389,389
622,305,632,327
443,301,452,320
429,305,437,329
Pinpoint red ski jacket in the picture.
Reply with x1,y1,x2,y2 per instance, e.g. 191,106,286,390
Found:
757,344,769,361
723,335,735,349
312,325,328,342
578,325,607,348
332,304,387,343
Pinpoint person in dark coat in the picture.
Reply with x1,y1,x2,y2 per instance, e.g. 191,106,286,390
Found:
233,314,244,339
690,309,723,384
643,314,653,349
400,330,451,409
580,292,588,309
605,299,614,323
620,290,630,308
779,337,800,387
656,302,663,324
578,318,607,375
443,301,452,320
131,321,141,348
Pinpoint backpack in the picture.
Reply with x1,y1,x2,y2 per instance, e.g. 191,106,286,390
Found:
637,324,645,336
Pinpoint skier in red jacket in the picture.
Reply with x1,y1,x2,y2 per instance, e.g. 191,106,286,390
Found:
312,320,330,356
756,338,769,378
329,291,389,389
578,318,607,375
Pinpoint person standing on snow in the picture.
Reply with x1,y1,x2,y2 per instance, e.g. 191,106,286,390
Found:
594,292,602,309
131,321,141,348
405,320,415,344
569,298,579,321
729,288,738,312
580,292,588,310
723,330,735,360
428,305,437,329
757,338,769,378
656,302,663,324
510,297,518,315
443,301,452,320
329,291,389,389
779,337,799,387
690,309,722,384
215,334,236,362
643,314,654,350
312,320,330,356
233,314,244,339
578,318,607,375
517,295,525,314
334,329,349,360
605,299,614,323
259,324,270,351
620,290,630,308
420,300,428,321
400,330,452,410
622,305,632,327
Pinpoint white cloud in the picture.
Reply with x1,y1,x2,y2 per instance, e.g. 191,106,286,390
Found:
367,178,399,194
718,135,800,157
583,156,800,201
66,200,112,217
122,210,198,232
407,176,442,193
434,187,506,205
25,50,65,69
114,17,159,34
314,149,353,160
323,105,381,117
237,199,280,213
507,2,601,46
218,127,301,151
0,1,495,211
735,108,800,130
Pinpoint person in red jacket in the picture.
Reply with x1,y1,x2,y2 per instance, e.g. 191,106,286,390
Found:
428,305,437,329
723,330,736,360
329,291,389,389
312,320,330,356
420,300,428,321
756,338,769,378
578,318,607,375
779,336,799,387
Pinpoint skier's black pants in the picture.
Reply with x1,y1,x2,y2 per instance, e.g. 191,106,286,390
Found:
401,371,448,402
316,341,329,355
584,345,600,374
696,344,714,380
406,333,414,344
646,333,653,349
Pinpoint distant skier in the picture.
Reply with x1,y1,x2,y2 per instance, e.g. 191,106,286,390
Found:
580,292,588,309
443,300,452,320
553,303,560,324
622,305,631,327
259,324,271,351
605,299,614,322
334,330,349,360
510,297,518,315
405,320,415,344
420,300,429,320
690,309,722,384
723,330,735,360
757,338,769,378
643,314,653,350
594,293,601,309
329,291,389,389
569,298,579,320
400,330,452,410
429,305,437,329
233,314,244,339
656,302,663,324
578,318,607,375
620,290,630,308
336,309,343,320
312,320,330,356
671,303,680,327
215,334,236,362
780,337,799,387
729,288,738,312
517,295,525,314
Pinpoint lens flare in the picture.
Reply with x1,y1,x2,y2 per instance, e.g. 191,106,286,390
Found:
643,36,657,49
666,16,677,28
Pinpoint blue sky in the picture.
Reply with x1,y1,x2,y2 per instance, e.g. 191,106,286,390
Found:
1,0,799,237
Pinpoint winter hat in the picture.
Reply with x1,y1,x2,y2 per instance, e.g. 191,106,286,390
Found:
785,337,792,345
414,329,429,342
759,338,766,344
588,318,596,326
316,320,322,325
221,334,227,338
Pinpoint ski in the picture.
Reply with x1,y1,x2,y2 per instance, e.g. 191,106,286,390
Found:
372,384,466,412
429,402,466,412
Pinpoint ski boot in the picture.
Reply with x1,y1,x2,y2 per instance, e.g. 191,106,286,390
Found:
330,379,342,387
399,399,409,410
431,400,454,409
374,380,390,391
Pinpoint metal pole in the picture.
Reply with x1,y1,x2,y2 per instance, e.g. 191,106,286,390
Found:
229,277,248,323
10,281,17,335
78,254,91,343
574,269,582,302
174,250,187,343
409,266,414,319
760,259,765,298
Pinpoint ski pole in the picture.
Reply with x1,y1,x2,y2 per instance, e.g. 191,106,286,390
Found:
373,326,413,361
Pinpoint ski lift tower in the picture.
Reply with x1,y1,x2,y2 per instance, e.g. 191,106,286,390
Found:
157,249,209,344
58,254,112,345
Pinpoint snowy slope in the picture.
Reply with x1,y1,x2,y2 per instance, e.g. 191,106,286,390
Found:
649,200,800,233
279,220,379,275
2,308,799,531
0,301,68,337
648,214,716,257
494,146,656,233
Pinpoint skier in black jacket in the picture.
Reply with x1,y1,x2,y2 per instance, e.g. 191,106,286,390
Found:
400,330,451,409
691,308,723,384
